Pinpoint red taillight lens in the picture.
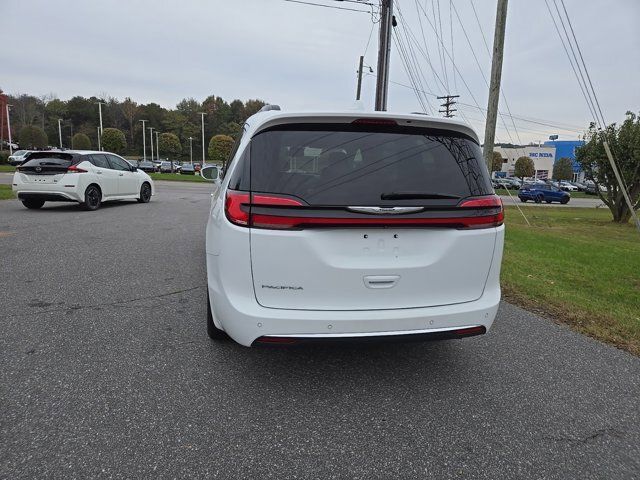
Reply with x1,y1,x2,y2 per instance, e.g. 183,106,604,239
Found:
225,190,251,226
225,191,503,230
457,194,504,228
67,165,88,173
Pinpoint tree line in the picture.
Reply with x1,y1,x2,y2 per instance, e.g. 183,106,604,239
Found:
2,91,267,161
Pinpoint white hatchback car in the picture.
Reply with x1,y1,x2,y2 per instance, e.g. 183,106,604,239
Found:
202,108,504,347
13,150,154,210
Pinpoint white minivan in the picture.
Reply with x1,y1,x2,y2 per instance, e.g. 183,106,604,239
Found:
202,108,504,347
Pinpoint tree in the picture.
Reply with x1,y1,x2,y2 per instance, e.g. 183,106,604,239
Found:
491,151,503,173
219,122,242,140
101,128,127,154
576,112,640,223
158,132,182,159
552,157,574,181
514,156,535,180
208,134,234,164
120,97,138,145
19,125,48,149
72,133,91,150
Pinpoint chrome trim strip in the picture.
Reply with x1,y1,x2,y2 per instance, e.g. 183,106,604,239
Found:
347,206,424,215
263,325,482,339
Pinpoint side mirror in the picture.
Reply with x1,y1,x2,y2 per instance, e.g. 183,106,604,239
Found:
131,166,138,172
200,165,219,181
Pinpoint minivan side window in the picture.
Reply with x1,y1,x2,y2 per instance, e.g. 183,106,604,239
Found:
107,155,132,171
89,154,110,169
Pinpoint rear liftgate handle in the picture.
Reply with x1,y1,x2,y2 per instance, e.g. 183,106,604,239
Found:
363,275,400,289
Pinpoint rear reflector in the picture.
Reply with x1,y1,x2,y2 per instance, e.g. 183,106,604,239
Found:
225,191,504,230
454,326,486,336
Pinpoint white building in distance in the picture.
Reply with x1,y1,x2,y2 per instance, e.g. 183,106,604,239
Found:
493,145,556,179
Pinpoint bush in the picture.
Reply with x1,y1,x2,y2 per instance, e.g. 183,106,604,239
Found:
72,133,91,150
491,151,503,172
18,125,48,149
208,135,234,164
158,132,182,158
101,128,127,154
0,151,9,164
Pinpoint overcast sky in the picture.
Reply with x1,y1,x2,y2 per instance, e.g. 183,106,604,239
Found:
2,0,639,143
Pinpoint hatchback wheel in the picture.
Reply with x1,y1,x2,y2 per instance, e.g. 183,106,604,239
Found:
207,291,228,340
561,197,569,205
137,182,152,203
22,199,45,209
535,195,543,204
82,185,102,211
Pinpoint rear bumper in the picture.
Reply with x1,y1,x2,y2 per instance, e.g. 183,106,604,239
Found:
207,253,502,347
16,191,79,202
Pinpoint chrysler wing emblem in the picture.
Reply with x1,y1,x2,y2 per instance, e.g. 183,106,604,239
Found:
347,206,424,215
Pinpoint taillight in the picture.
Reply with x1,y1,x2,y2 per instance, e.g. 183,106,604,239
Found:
457,194,504,228
225,191,504,230
67,165,88,174
225,190,250,226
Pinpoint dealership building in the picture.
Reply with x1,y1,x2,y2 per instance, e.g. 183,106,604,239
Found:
493,139,586,181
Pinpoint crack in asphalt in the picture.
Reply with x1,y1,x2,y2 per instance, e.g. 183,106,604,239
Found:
544,428,624,444
6,285,206,319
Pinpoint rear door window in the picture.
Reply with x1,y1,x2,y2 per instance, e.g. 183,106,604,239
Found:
89,154,110,169
248,124,491,206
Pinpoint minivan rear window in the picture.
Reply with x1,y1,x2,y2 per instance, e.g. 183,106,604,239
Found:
248,124,491,206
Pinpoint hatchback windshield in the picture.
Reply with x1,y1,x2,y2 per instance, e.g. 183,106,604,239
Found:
248,124,491,206
14,150,27,156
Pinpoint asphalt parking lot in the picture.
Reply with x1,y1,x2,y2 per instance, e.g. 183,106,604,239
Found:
1,181,639,479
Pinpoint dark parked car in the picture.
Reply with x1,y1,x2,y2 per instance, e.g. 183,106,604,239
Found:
159,161,175,173
180,163,195,175
518,183,570,204
138,161,156,173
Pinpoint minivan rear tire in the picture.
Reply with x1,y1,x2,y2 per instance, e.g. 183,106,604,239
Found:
207,292,228,340
22,199,45,209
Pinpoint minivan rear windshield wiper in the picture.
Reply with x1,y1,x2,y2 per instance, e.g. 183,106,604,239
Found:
380,192,461,200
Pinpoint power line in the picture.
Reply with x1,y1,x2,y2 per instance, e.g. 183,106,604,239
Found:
283,0,371,13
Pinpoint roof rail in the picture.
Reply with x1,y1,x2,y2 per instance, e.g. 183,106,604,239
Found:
258,104,281,112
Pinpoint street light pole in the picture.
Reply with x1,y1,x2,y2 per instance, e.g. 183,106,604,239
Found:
139,119,147,160
97,102,105,150
148,127,154,161
155,131,159,161
199,112,206,165
189,137,193,164
97,127,101,150
6,104,13,155
58,119,63,149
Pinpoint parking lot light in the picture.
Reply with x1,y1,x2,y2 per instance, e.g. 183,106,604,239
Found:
139,119,148,160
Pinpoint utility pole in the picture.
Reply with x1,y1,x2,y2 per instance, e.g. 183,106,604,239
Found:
356,55,365,101
58,119,63,148
139,120,147,160
189,137,193,164
437,95,459,118
483,0,509,171
375,0,394,111
6,104,13,155
199,112,206,165
155,131,159,161
97,127,101,150
97,101,105,150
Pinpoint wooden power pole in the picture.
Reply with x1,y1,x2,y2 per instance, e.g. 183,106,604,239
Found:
482,0,509,171
375,0,394,111
356,55,365,101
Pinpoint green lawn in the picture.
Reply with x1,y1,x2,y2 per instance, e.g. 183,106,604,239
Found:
495,187,590,198
0,165,16,172
0,184,15,200
502,206,640,355
148,172,208,183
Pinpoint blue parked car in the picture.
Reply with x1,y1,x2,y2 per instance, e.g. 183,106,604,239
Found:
518,183,570,204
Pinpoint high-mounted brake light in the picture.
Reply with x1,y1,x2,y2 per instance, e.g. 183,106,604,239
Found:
67,165,88,173
352,118,398,126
